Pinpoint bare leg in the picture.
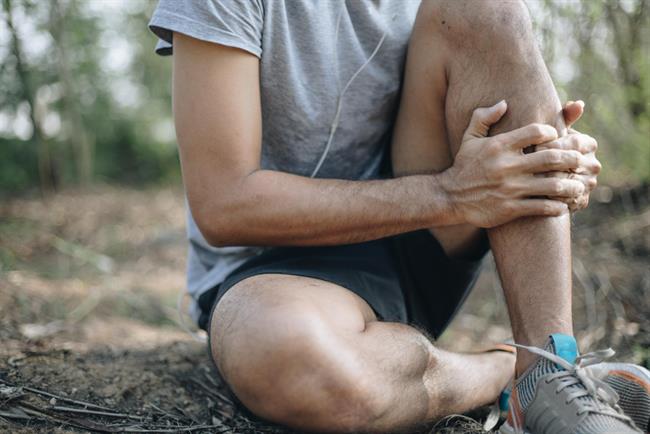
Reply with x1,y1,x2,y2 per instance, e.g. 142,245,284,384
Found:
210,1,575,432
392,0,572,374
211,275,514,433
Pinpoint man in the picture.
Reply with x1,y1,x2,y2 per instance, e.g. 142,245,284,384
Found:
149,1,650,433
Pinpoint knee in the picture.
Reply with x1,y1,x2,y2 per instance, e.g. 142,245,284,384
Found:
419,0,533,51
211,295,388,431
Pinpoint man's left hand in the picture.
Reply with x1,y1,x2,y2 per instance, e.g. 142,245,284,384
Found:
542,100,601,211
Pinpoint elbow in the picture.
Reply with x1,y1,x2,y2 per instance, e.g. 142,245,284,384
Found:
192,201,246,248
200,227,236,248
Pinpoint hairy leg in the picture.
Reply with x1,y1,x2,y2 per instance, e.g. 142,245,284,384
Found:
211,274,514,433
392,0,572,373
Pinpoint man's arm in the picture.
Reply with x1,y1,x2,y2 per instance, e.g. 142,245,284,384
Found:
173,33,583,247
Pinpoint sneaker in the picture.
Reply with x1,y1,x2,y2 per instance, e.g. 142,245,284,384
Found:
498,334,642,434
589,362,650,433
487,359,650,432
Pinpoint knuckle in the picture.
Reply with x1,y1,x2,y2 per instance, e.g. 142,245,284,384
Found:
503,180,518,195
499,157,516,173
543,202,555,215
471,108,485,121
504,201,516,215
546,150,562,165
553,180,564,195
530,123,546,140
567,134,579,149
594,160,602,174
588,177,598,189
591,137,599,151
487,138,503,154
488,160,507,179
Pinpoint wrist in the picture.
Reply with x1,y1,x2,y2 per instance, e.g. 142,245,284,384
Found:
432,169,464,226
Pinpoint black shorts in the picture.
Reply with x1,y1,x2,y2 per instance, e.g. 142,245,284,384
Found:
198,229,488,339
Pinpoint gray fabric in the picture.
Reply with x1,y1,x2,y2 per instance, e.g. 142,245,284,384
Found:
149,0,420,323
600,364,650,432
514,338,640,434
517,339,558,410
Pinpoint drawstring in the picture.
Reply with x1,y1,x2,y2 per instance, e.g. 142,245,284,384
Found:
310,1,391,178
178,3,393,339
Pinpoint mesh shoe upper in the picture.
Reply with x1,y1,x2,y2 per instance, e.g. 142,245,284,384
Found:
502,334,641,434
590,363,650,433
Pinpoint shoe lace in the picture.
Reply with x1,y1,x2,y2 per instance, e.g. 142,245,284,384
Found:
503,342,636,433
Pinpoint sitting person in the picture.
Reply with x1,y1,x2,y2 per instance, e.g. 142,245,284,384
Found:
149,1,650,432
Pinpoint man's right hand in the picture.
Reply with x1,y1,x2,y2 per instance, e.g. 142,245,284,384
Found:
441,100,586,228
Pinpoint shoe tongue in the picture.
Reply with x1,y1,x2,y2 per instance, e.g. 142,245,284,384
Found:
549,333,578,365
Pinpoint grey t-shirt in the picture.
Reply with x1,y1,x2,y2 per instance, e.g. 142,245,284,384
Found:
149,0,420,323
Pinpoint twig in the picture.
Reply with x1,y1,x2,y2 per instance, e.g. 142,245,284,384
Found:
0,379,115,412
19,403,117,433
147,403,184,421
173,405,201,425
51,405,146,420
113,424,231,433
202,369,221,389
0,408,31,420
189,377,233,407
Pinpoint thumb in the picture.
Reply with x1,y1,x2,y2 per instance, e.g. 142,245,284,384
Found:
464,100,508,139
563,100,584,128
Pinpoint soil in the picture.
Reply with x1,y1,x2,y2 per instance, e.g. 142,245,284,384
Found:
0,185,648,433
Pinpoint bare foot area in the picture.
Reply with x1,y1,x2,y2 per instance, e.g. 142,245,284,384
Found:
1,186,647,433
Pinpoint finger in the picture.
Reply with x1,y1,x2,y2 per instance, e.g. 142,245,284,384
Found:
573,153,601,175
518,149,583,173
563,100,584,128
512,199,569,218
567,173,598,191
517,177,585,198
556,193,589,212
541,133,597,154
464,100,508,139
495,123,559,150
576,194,589,210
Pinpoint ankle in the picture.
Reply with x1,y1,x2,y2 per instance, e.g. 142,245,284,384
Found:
515,331,575,378
515,353,538,377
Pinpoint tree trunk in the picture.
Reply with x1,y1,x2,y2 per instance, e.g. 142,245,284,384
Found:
3,0,56,192
50,0,94,186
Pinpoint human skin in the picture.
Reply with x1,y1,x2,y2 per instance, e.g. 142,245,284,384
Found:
391,0,600,374
171,1,601,432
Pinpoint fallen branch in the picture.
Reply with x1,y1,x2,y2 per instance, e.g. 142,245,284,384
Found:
51,405,146,420
0,379,115,412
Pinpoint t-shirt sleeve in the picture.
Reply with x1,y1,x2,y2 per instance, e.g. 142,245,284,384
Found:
148,0,264,57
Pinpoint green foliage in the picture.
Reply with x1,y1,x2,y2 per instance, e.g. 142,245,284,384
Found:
538,0,650,184
0,0,648,195
0,0,178,195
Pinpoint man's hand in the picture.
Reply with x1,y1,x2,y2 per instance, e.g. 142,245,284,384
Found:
441,100,587,228
541,100,600,211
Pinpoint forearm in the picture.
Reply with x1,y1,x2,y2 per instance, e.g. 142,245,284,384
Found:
193,169,458,247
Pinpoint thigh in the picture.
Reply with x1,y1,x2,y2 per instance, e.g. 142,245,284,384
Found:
209,273,377,377
390,3,482,258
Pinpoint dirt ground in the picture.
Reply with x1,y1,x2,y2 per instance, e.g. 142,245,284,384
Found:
0,185,648,433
